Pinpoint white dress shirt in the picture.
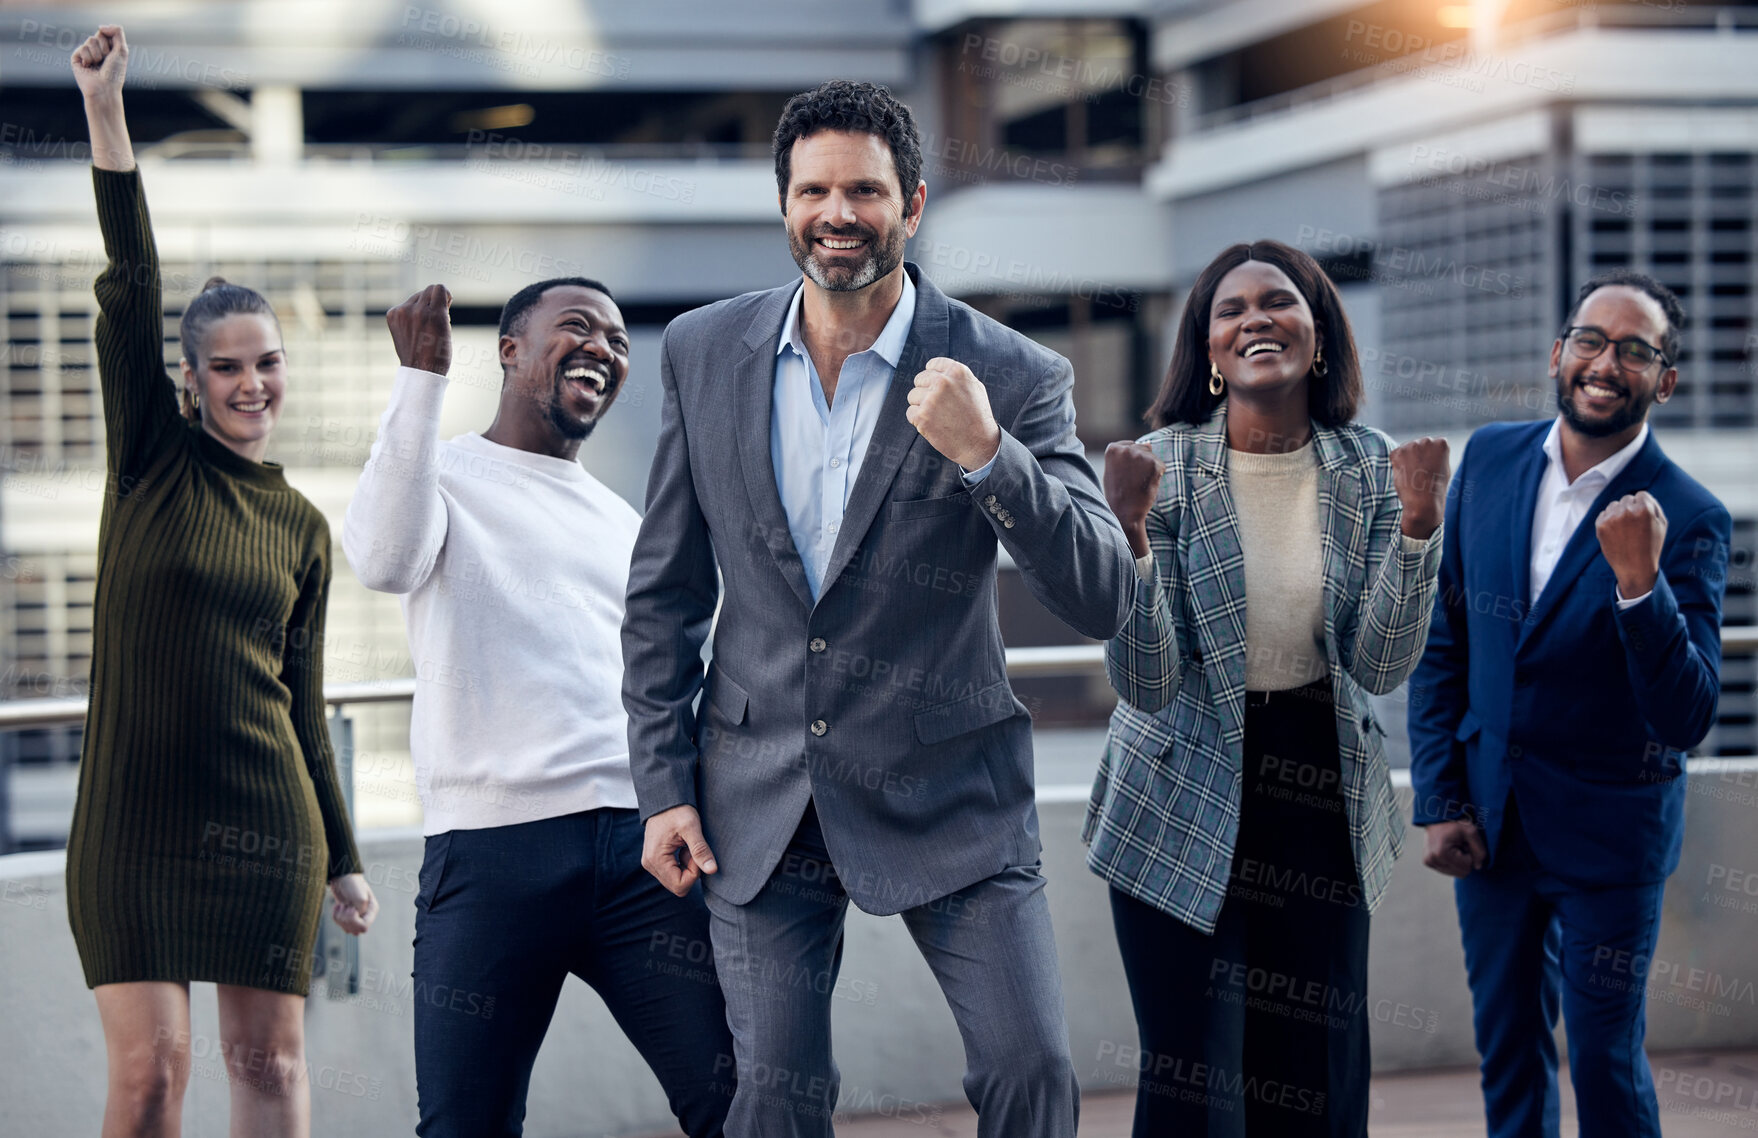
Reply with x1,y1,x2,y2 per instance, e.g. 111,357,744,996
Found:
1528,417,1650,606
771,273,995,599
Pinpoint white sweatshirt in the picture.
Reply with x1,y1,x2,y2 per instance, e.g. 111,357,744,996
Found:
341,366,641,834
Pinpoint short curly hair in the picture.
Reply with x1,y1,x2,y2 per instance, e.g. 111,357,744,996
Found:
772,80,923,217
498,276,614,341
1561,268,1686,365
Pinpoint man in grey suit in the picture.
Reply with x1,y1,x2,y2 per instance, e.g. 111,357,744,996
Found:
622,80,1136,1137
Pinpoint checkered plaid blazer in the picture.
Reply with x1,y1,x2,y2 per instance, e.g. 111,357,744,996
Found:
1083,407,1443,932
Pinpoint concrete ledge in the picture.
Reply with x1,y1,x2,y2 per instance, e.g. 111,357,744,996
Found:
4,766,1757,1136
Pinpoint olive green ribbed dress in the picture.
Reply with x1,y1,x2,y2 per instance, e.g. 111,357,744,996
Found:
64,167,362,997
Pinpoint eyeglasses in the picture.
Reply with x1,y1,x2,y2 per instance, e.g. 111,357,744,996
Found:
1563,326,1668,371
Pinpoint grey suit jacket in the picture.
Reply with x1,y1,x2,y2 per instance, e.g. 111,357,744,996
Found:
622,263,1136,913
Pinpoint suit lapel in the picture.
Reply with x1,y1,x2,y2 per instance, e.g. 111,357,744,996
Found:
818,264,945,599
1508,433,1548,616
1311,424,1360,658
1184,410,1248,743
1518,430,1665,650
735,284,814,610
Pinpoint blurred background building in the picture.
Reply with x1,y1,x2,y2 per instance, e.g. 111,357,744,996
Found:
0,0,1753,851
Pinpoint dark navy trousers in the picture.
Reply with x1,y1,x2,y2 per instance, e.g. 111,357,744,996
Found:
412,807,734,1137
1455,798,1666,1138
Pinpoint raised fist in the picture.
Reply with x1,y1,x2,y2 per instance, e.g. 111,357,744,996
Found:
387,284,453,376
1391,436,1450,540
1595,491,1666,601
1104,441,1164,557
904,357,1001,472
71,25,128,101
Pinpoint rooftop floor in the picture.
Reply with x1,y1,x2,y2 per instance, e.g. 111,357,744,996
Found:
676,1050,1758,1138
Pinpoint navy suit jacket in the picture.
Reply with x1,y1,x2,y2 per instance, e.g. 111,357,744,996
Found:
1408,420,1730,886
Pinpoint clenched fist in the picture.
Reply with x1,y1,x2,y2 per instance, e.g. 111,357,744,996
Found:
1422,819,1488,878
71,25,128,101
387,283,453,376
1390,436,1450,540
904,358,1001,472
1595,491,1666,600
1104,441,1164,557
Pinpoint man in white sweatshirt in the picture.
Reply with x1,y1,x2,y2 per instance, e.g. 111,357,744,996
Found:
342,280,732,1137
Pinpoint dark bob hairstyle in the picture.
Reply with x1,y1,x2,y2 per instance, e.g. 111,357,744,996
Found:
1146,239,1364,430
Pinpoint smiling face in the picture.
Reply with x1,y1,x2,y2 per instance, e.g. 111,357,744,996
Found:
182,313,285,452
1549,284,1677,439
1207,259,1321,402
499,284,629,441
782,129,923,293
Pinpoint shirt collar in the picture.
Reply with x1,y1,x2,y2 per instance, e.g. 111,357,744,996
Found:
777,270,917,368
1541,416,1650,489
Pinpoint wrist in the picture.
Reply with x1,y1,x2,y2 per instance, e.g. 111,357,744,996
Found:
1125,523,1151,558
959,426,1001,471
1615,568,1657,599
398,355,449,376
1401,512,1440,540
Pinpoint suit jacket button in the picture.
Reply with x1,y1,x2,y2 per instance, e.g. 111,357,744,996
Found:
984,494,998,507
1003,518,1015,529
809,637,827,653
811,719,828,736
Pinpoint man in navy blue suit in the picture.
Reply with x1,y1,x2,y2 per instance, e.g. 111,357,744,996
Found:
1409,269,1731,1138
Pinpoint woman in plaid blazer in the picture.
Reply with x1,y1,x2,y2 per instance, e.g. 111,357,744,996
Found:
1084,240,1449,1137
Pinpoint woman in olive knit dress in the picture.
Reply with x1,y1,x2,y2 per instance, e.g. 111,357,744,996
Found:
64,26,378,1138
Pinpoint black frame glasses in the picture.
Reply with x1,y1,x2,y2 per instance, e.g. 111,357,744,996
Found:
1562,326,1669,371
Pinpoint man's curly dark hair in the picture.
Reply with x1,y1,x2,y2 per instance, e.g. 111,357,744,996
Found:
1561,268,1687,365
772,80,923,217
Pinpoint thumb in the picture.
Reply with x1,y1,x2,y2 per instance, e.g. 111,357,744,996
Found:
1466,826,1489,870
683,822,718,874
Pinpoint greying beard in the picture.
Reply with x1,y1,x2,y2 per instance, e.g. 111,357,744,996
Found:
792,222,907,293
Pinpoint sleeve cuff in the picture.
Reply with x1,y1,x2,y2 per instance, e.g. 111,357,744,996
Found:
1399,529,1439,554
959,445,1002,486
1615,585,1652,610
1134,551,1156,582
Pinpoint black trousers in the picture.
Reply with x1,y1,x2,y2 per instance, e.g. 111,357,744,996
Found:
1110,679,1371,1137
412,808,734,1137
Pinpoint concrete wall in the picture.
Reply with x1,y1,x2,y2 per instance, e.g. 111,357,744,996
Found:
4,769,1756,1137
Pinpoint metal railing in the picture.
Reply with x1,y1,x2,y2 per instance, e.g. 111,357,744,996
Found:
0,628,1752,728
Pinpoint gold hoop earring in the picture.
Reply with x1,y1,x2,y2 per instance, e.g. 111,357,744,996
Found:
1208,360,1225,397
1313,347,1327,378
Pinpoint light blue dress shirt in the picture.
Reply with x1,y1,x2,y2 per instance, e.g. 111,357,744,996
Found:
771,273,995,599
